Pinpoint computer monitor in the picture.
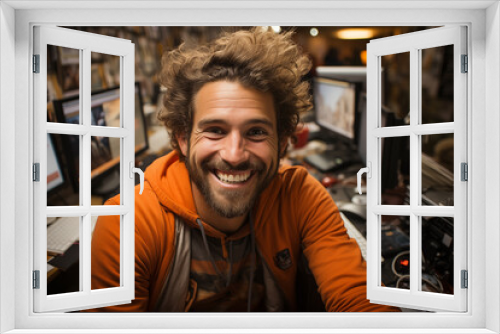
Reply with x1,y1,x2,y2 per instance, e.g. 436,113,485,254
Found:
313,77,357,143
52,82,149,193
315,66,368,162
316,66,367,84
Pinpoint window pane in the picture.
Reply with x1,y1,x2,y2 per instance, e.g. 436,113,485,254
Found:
91,215,121,290
421,45,454,124
47,134,80,206
91,52,121,127
381,136,410,205
421,216,454,295
381,52,410,127
47,45,81,124
47,216,81,295
381,215,410,289
421,134,454,206
91,136,121,200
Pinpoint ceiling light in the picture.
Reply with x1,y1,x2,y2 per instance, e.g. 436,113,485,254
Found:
310,28,319,37
335,28,375,40
271,26,281,33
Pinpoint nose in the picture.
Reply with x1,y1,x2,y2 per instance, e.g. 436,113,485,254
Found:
220,131,249,167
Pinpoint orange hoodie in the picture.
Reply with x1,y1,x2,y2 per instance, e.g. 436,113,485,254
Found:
90,151,399,312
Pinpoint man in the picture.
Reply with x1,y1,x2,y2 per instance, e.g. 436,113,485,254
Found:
90,27,399,312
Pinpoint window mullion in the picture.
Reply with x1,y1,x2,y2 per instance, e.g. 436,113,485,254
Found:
409,47,420,294
413,123,454,135
373,205,454,217
81,47,92,295
90,126,130,138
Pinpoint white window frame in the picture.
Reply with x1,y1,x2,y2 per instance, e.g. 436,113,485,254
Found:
33,25,136,313
365,26,468,312
1,1,499,333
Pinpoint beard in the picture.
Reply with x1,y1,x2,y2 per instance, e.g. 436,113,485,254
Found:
184,149,279,219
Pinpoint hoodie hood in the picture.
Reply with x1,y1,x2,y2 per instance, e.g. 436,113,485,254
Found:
144,151,200,228
144,151,266,238
144,151,288,238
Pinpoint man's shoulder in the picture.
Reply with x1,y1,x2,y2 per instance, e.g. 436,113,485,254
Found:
277,163,309,181
276,163,319,190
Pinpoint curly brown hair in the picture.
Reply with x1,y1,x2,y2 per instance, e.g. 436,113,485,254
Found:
157,27,312,159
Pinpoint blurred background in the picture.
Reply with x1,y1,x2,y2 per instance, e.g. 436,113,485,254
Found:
46,26,456,305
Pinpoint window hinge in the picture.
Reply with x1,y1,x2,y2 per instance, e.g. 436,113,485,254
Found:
461,162,468,181
33,54,40,73
33,163,40,182
461,54,468,73
461,270,468,289
33,270,40,289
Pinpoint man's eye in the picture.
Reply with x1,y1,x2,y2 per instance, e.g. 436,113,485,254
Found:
206,128,224,135
248,129,268,138
206,128,222,134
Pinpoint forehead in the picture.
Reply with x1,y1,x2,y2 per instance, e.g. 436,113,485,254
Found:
193,81,276,124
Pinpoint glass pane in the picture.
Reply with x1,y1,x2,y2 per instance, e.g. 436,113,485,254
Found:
421,45,454,124
91,215,121,290
421,216,454,295
47,216,81,295
380,215,410,289
421,134,454,206
91,136,121,200
380,136,410,205
47,134,80,206
91,52,121,127
47,45,81,124
381,52,410,127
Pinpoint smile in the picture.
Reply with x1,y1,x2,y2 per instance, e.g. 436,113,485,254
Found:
214,170,253,184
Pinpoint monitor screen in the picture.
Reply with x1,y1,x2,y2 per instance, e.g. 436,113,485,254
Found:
47,134,65,192
313,77,356,141
53,83,148,188
87,85,148,178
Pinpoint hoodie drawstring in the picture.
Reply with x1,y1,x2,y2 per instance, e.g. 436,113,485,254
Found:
196,218,225,283
226,240,233,288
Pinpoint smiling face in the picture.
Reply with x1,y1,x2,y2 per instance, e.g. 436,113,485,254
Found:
178,80,284,221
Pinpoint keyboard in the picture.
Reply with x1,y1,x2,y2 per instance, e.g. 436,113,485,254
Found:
47,217,80,255
47,216,99,255
340,212,367,261
304,150,356,173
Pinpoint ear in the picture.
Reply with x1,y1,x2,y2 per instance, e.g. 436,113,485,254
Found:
177,133,189,157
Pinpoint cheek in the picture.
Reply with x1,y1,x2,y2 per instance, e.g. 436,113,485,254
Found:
247,139,279,162
189,135,218,161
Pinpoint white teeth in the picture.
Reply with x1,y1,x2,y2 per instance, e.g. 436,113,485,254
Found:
216,171,251,184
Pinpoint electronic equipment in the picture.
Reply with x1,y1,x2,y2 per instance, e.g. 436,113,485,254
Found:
316,66,367,84
315,66,368,164
52,82,149,195
303,77,359,172
313,77,357,142
46,133,65,193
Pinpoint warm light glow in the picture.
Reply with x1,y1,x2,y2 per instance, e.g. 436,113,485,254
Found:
271,26,281,33
335,28,375,40
360,50,367,65
400,259,409,267
310,27,319,37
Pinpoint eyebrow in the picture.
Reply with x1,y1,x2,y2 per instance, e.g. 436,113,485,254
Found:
197,118,275,129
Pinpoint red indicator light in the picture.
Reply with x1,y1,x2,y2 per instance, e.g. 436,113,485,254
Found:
400,259,409,266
